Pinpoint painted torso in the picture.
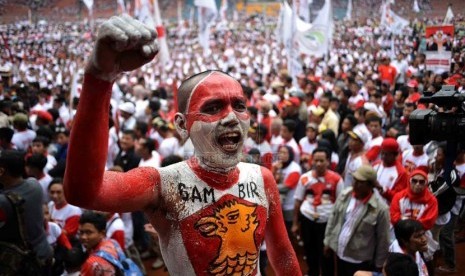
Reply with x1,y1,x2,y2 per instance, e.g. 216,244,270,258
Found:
153,161,268,276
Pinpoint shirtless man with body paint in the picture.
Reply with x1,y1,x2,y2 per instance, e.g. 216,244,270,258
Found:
64,15,301,276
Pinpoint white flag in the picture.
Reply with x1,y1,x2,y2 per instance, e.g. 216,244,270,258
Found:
298,0,310,22
116,0,127,14
195,0,217,55
82,0,93,11
346,0,352,20
220,0,228,22
276,1,312,45
380,2,408,35
153,0,170,65
295,0,333,57
444,5,454,24
413,0,420,13
288,0,302,79
134,0,155,28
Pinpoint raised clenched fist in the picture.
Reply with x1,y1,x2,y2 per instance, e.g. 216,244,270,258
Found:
86,14,159,82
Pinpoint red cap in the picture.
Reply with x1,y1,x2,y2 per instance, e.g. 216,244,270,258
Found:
37,111,53,122
308,76,320,83
285,97,301,107
355,100,365,110
381,138,399,153
407,79,418,88
410,169,428,180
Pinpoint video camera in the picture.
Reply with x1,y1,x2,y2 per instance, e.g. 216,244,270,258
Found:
409,85,465,145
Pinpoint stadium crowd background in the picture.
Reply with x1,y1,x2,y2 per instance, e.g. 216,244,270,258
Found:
1,0,465,275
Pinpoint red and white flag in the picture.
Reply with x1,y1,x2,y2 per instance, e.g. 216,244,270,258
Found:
153,0,170,65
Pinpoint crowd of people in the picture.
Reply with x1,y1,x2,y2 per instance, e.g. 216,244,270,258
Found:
1,1,465,275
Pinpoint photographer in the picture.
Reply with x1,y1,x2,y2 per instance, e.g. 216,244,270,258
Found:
429,142,461,273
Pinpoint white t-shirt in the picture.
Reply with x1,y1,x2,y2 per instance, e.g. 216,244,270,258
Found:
299,137,317,156
158,137,180,158
139,151,161,168
12,129,36,151
45,154,57,173
38,174,53,203
46,221,62,246
402,150,429,174
343,154,367,188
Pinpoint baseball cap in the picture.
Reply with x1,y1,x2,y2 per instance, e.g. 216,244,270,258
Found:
311,106,325,117
119,102,135,114
37,110,53,122
271,81,285,89
381,138,399,153
410,169,428,180
352,165,377,183
306,123,318,130
289,87,306,100
284,97,301,107
347,128,369,144
407,79,419,88
13,113,28,124
249,122,268,136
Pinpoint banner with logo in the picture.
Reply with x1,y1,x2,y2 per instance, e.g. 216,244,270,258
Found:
425,25,454,73
295,0,333,58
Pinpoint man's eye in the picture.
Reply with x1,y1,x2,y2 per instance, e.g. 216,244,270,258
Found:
233,101,247,112
202,105,221,114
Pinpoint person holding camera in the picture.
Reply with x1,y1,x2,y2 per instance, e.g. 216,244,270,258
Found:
429,143,462,273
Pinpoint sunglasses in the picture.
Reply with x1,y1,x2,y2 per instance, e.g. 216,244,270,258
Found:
411,178,427,185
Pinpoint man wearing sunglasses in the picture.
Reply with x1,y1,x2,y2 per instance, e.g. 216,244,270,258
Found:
390,169,439,275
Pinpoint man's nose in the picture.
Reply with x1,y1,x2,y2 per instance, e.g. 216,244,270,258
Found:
220,111,239,127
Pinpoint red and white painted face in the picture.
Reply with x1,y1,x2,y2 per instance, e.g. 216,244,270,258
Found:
185,72,250,171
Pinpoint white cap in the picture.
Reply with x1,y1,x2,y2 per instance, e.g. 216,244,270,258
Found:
348,128,369,145
119,102,135,115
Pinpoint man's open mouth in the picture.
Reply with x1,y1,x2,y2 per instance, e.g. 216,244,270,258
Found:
217,131,242,153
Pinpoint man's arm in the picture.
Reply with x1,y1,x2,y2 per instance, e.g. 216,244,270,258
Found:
262,167,302,276
64,16,159,212
374,207,390,269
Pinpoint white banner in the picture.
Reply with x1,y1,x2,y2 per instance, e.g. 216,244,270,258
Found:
425,25,454,73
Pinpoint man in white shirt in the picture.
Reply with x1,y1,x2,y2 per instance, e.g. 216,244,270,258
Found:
135,137,161,168
12,113,36,151
392,53,409,90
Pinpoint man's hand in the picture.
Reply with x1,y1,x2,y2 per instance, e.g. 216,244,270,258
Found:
323,246,333,258
86,14,159,82
291,222,300,238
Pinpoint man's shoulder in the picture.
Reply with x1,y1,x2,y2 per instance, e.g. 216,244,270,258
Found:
368,193,389,211
8,178,41,195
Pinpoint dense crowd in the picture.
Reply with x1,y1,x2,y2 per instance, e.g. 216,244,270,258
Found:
1,1,465,275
